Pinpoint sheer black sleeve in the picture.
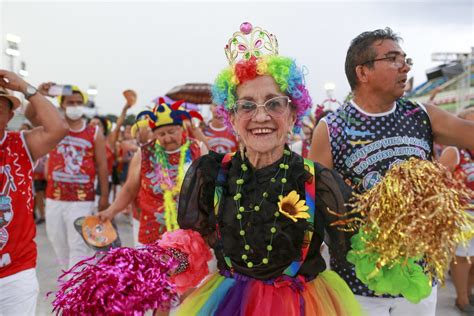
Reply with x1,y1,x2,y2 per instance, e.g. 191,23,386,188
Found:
313,163,356,264
177,152,223,239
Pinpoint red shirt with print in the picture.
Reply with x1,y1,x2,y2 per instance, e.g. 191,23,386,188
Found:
454,149,474,191
203,123,238,154
46,124,97,201
136,140,200,244
0,131,36,278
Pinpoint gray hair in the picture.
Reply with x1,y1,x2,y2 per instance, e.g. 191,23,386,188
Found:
345,27,402,90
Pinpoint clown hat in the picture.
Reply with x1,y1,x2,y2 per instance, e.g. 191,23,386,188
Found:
136,97,203,130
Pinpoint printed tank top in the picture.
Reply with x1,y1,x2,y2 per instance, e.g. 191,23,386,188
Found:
324,98,434,297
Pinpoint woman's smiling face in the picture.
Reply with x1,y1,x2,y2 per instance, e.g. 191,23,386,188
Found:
231,75,295,155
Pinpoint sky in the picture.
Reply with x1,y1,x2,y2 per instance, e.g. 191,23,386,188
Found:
1,0,473,116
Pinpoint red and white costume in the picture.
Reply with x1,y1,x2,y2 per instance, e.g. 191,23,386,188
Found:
203,123,238,154
135,140,200,245
450,148,474,257
45,122,97,269
0,131,38,315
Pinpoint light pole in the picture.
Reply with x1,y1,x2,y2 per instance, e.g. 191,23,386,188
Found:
323,82,340,111
324,82,336,99
87,85,98,105
86,85,99,117
19,61,28,78
17,61,29,112
5,33,21,72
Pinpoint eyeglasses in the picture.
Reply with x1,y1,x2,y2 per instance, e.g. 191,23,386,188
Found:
233,96,290,120
361,55,413,68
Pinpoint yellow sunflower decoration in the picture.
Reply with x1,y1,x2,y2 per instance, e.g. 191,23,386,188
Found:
278,191,310,222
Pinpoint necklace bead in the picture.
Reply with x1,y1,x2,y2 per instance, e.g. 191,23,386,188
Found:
232,150,291,269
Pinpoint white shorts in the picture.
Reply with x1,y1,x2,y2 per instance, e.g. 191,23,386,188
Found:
455,237,474,257
45,199,95,270
0,268,38,316
455,211,474,257
355,286,437,316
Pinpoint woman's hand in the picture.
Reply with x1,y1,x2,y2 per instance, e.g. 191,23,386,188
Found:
97,206,116,222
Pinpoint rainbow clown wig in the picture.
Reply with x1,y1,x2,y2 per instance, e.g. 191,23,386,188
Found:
212,23,312,133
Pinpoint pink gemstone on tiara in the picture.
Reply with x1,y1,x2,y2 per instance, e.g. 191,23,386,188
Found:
240,22,253,35
238,44,247,52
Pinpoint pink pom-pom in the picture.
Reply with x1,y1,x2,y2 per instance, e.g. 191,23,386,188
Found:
50,246,179,315
159,229,212,294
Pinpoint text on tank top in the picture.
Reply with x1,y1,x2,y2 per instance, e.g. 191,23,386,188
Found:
325,99,433,193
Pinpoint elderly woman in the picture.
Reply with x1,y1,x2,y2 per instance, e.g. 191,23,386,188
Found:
174,23,361,316
51,23,361,316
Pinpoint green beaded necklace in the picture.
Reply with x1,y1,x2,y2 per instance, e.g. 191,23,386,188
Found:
233,149,292,268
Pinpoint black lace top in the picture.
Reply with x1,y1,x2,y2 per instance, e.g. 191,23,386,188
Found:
178,151,355,280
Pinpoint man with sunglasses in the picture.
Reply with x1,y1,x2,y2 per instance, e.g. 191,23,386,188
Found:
309,27,474,315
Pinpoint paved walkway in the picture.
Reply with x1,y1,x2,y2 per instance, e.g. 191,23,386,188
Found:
34,215,463,316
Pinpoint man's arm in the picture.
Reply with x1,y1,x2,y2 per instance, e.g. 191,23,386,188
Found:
24,82,55,127
94,130,110,211
437,146,459,172
308,120,334,169
98,150,141,221
0,71,68,161
107,103,132,149
426,104,474,150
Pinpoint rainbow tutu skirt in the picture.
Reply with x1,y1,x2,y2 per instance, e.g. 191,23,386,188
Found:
175,270,362,316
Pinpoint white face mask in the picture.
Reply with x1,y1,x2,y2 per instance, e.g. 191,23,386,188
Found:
65,106,84,120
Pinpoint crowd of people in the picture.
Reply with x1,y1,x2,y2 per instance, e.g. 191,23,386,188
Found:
0,23,473,316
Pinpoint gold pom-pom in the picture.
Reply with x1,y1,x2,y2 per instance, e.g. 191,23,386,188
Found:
351,158,473,284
